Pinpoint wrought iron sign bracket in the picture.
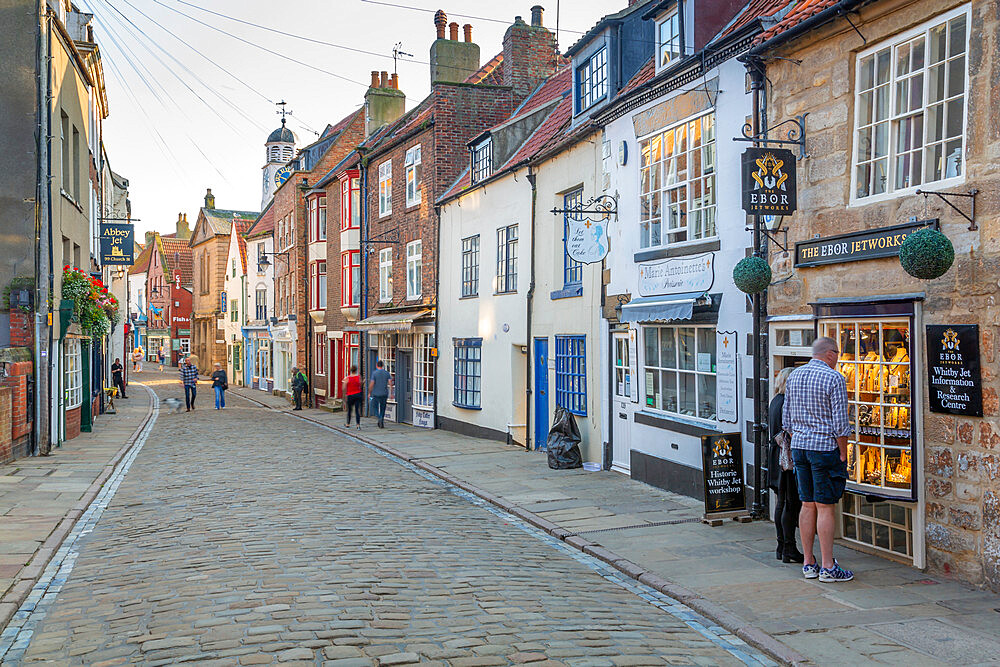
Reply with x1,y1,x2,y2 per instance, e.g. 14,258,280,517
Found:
361,228,402,254
744,223,789,253
733,115,808,159
916,188,979,231
550,194,618,219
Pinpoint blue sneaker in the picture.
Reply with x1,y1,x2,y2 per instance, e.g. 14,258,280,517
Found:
819,559,854,582
802,562,820,579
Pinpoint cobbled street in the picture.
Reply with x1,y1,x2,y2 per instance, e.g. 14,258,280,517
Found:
6,380,769,666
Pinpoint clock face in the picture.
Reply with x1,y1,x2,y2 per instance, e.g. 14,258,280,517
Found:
274,166,293,188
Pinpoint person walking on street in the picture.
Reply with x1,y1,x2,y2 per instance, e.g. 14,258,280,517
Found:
111,357,128,399
769,366,802,563
369,360,392,428
133,347,143,372
211,362,228,409
180,356,198,411
291,366,307,410
343,365,363,429
158,346,166,372
783,337,854,583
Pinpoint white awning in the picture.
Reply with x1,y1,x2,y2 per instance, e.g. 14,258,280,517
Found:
356,309,433,332
619,292,709,324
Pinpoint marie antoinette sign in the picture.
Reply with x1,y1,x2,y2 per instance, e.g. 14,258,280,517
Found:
638,253,715,297
741,148,797,216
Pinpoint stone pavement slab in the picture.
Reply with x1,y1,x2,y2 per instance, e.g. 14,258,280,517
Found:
228,386,1000,666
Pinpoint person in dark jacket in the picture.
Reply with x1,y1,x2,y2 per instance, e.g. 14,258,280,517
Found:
769,366,803,563
211,362,228,409
111,357,127,399
291,366,307,410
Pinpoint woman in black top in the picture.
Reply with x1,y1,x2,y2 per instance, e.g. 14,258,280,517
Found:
211,362,228,410
111,358,127,399
769,366,803,563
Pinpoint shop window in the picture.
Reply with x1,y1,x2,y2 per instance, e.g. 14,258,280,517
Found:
562,189,583,287
379,248,393,303
639,112,716,248
495,225,518,294
405,145,421,207
341,251,360,308
555,335,587,415
852,7,969,201
64,339,83,409
414,333,434,409
642,325,716,421
406,240,422,300
453,338,482,409
378,159,392,217
461,235,479,297
377,333,395,401
576,47,607,113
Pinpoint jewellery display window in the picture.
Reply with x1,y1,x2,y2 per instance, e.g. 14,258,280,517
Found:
821,318,916,500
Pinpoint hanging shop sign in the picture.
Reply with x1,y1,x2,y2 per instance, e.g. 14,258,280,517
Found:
700,433,746,515
794,219,938,267
927,324,982,417
566,216,610,264
741,148,797,216
99,222,134,265
715,331,738,423
638,252,714,297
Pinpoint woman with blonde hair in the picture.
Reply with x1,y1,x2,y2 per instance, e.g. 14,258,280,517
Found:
769,366,803,563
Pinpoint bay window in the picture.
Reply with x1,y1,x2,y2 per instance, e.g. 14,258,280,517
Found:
309,261,326,310
341,250,361,308
643,325,717,421
341,171,360,231
414,333,434,408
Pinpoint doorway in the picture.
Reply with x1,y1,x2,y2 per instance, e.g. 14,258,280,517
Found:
612,332,632,473
396,350,413,423
534,338,549,450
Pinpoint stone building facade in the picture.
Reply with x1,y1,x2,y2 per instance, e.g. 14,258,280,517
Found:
756,0,1000,588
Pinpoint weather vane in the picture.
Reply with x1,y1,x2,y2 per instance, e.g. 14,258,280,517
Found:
276,100,292,125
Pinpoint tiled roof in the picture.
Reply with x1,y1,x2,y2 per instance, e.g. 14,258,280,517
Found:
617,57,655,96
159,236,194,285
237,232,248,274
246,202,275,238
326,107,364,138
128,243,152,275
756,0,837,42
464,52,504,85
203,208,260,235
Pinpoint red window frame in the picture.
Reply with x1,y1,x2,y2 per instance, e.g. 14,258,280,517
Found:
343,332,360,377
308,195,327,243
340,169,360,231
340,250,361,308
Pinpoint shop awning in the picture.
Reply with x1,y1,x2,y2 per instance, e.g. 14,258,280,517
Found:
356,309,433,332
619,292,709,324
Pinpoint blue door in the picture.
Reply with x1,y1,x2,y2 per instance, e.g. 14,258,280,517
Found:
534,338,549,450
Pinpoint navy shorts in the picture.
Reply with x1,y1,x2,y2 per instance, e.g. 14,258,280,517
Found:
791,448,847,504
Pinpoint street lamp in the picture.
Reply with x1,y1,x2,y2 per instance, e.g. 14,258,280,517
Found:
257,250,290,273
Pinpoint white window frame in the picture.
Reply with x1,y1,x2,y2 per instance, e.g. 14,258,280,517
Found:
406,240,422,300
642,324,718,423
379,248,393,303
405,145,422,207
849,4,970,206
64,339,83,409
414,333,434,409
638,110,717,249
657,8,683,70
378,159,392,217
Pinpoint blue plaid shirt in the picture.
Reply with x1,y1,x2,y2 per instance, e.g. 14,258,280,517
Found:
782,359,851,451
180,364,199,387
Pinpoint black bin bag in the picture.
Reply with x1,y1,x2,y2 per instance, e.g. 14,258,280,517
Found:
546,406,583,470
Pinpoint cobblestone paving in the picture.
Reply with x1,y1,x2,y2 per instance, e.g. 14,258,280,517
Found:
10,383,770,666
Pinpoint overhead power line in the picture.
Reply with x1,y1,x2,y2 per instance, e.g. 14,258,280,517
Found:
358,0,586,33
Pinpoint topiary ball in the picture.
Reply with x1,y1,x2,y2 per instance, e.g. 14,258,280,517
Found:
733,256,772,294
899,228,954,280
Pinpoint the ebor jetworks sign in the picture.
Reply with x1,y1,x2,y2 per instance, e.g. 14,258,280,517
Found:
794,219,938,267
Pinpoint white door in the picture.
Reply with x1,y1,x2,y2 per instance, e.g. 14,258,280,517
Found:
611,332,634,473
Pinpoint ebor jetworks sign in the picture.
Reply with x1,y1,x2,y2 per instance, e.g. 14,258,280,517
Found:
741,148,797,216
794,219,938,267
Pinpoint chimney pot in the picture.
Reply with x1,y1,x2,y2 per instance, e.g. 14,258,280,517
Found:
449,22,459,40
391,72,399,89
434,9,447,39
380,71,389,87
463,23,473,42
371,70,380,87
530,5,543,27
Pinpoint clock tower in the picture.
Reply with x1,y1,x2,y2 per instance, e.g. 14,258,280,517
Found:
262,115,296,209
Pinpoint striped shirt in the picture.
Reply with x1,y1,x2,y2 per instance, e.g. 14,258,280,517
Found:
180,364,199,387
782,359,851,451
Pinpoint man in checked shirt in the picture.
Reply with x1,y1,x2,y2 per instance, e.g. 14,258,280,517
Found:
782,337,854,583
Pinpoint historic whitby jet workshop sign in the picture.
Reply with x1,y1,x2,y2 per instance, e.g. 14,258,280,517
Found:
99,222,134,266
741,148,797,216
701,433,746,515
638,252,714,297
795,219,938,267
927,324,983,417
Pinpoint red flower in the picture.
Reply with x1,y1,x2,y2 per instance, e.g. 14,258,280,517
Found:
64,265,70,271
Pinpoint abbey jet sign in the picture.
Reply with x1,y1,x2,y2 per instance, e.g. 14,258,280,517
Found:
99,222,134,266
741,147,797,216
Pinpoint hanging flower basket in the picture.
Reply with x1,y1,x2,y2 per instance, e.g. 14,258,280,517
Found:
898,228,954,280
733,256,772,294
60,266,119,338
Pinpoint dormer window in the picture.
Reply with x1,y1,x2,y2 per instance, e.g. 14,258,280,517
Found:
658,8,683,68
576,47,608,112
471,138,493,185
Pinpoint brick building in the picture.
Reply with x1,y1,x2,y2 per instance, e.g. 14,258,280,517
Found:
356,9,563,426
755,0,1000,588
268,109,365,399
189,190,258,374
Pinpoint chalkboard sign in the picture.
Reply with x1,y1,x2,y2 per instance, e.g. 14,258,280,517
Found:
927,324,982,417
701,433,746,515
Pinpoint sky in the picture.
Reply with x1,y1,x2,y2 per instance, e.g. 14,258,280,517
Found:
78,0,616,237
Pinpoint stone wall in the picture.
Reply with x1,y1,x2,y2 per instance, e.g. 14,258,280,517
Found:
763,0,1000,589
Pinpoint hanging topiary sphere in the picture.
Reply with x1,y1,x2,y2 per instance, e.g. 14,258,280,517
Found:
733,256,772,294
899,228,954,280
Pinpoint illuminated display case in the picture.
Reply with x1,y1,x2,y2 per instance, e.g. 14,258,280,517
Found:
821,319,916,500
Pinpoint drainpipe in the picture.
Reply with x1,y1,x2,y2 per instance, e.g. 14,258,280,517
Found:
524,167,537,452
433,201,441,430
38,7,54,454
359,153,369,390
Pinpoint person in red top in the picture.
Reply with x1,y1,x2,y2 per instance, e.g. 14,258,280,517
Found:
342,365,363,429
